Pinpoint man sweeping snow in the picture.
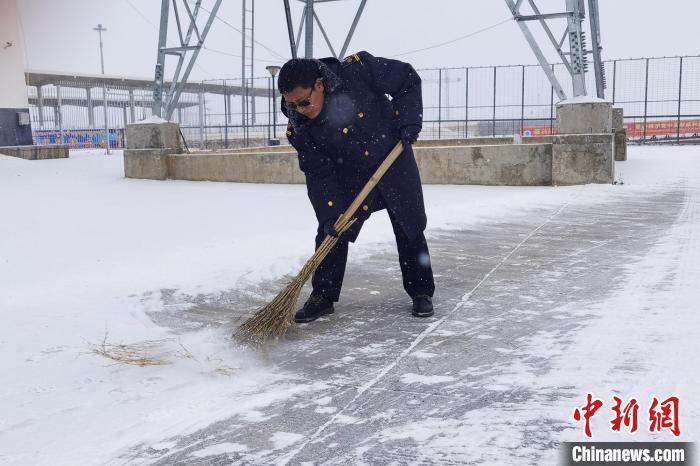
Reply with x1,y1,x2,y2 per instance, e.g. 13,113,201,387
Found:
279,51,435,323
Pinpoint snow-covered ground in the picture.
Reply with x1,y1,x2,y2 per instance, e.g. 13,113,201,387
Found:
0,146,698,464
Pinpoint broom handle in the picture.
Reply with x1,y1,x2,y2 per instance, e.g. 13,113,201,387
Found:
333,141,404,230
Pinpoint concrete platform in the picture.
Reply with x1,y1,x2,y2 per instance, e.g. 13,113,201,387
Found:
128,135,615,187
116,149,700,464
168,143,554,186
0,144,69,160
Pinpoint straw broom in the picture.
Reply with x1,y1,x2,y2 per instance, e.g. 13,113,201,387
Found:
237,141,406,343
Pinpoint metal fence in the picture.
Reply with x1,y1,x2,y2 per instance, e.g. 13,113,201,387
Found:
179,77,278,150
27,82,199,149
27,55,700,149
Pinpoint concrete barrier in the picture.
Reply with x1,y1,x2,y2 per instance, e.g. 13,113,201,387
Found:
124,148,173,180
415,136,554,147
557,100,612,134
415,144,552,185
614,130,627,162
552,100,615,185
612,107,627,162
210,145,297,154
210,136,555,155
0,144,69,160
168,151,306,184
126,121,181,151
124,119,611,186
123,120,182,180
552,134,614,186
162,143,553,186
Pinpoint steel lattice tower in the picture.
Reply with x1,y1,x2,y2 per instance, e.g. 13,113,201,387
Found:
504,0,606,99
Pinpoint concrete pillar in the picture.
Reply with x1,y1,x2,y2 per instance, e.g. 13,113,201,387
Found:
86,87,95,128
123,120,182,180
612,107,627,161
556,99,612,134
552,99,614,185
612,107,623,130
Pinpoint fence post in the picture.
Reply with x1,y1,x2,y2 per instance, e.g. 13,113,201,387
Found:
86,87,94,128
56,85,63,144
677,56,683,143
549,64,555,134
128,89,136,123
241,76,247,147
268,76,272,141
492,66,497,137
36,86,44,129
520,65,525,136
223,80,229,149
643,57,649,143
102,82,110,154
198,90,205,149
611,59,617,104
438,69,442,139
465,67,469,138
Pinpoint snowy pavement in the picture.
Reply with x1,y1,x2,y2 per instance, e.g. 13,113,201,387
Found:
1,147,698,465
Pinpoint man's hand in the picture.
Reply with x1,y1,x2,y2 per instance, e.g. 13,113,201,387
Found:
400,125,420,145
322,218,339,238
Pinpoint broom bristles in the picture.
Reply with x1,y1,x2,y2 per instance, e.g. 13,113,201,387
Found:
237,220,356,343
236,142,404,344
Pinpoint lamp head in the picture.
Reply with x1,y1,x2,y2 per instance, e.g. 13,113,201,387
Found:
265,65,281,78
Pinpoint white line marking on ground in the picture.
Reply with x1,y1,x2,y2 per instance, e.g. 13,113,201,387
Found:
277,188,583,465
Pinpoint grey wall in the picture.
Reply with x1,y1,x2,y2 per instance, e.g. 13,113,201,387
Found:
0,108,32,146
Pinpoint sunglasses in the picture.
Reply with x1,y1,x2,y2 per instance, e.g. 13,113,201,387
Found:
285,87,315,111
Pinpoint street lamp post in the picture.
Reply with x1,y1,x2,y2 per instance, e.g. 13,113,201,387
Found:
93,23,110,154
265,65,281,146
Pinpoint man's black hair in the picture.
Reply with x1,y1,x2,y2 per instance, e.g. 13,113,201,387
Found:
278,58,321,94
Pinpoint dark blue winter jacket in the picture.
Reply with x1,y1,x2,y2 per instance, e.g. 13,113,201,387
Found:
281,51,427,242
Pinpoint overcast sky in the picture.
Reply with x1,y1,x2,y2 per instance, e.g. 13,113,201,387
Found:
16,0,700,80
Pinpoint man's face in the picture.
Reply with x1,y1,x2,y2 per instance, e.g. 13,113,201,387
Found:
284,79,325,120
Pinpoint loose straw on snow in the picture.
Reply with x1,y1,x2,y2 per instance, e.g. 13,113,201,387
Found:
237,142,405,343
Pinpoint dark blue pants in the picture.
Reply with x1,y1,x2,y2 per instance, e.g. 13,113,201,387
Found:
311,208,435,302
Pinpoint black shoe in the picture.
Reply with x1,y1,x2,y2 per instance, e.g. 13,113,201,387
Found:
412,295,434,317
294,295,335,323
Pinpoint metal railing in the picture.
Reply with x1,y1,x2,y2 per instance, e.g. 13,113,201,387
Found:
27,55,700,149
27,82,199,149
